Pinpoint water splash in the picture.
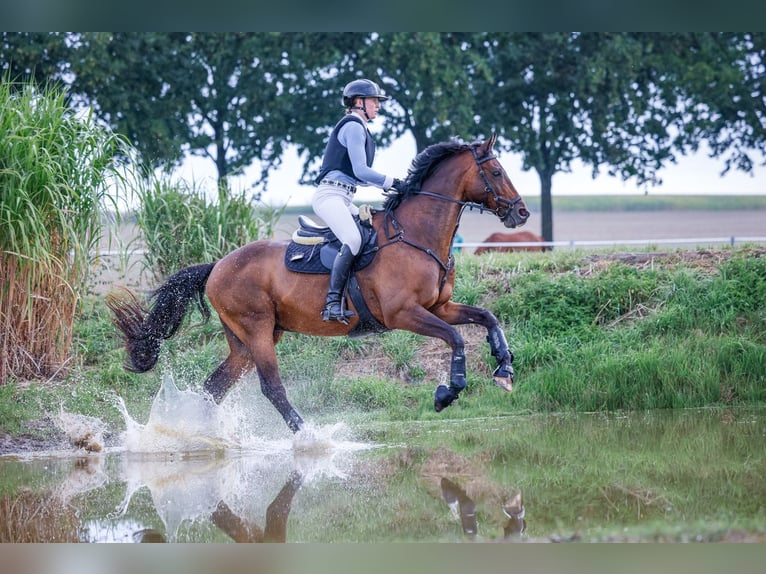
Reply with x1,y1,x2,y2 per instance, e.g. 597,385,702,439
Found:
114,371,376,460
54,406,106,453
115,372,232,455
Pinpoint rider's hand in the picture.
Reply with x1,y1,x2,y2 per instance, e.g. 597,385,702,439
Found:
390,177,405,191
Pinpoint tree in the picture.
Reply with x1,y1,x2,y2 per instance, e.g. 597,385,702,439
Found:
291,33,493,182
0,32,70,90
478,32,766,243
474,33,677,242
67,33,363,194
670,33,766,175
362,33,490,153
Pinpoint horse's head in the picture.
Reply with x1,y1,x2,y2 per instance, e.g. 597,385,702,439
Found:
465,134,529,229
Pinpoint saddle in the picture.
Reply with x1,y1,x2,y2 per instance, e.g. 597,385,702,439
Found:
284,211,378,274
284,209,388,337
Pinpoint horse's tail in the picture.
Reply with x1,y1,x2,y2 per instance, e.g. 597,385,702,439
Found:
106,262,217,373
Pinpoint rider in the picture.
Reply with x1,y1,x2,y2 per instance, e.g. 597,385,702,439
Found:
313,78,404,323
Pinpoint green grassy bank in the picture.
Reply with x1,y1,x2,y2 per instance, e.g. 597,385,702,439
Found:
1,246,764,444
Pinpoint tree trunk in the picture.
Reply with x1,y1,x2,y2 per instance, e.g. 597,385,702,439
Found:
539,169,554,244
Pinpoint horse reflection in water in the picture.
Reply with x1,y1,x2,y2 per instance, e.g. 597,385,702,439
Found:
125,467,304,544
107,135,529,432
211,471,303,543
440,477,526,541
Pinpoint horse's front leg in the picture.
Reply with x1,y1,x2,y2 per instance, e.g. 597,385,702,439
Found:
386,307,467,412
432,301,515,392
486,322,514,391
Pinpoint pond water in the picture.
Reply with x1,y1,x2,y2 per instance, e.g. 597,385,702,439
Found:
1,374,764,543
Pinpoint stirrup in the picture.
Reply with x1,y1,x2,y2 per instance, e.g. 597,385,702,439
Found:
321,301,355,324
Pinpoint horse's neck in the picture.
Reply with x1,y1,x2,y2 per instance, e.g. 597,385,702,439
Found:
386,187,464,254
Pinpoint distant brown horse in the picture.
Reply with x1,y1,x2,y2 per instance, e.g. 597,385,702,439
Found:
474,231,546,254
106,135,529,433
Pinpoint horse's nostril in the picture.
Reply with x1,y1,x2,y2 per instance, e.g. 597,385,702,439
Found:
519,208,529,218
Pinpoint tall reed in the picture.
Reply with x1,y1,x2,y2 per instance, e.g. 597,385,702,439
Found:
0,79,127,384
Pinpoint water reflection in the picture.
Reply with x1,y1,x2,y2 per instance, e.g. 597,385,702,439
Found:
102,451,338,543
440,477,526,541
211,471,303,543
0,407,764,542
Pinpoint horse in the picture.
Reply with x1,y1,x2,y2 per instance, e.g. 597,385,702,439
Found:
473,231,546,254
106,134,529,434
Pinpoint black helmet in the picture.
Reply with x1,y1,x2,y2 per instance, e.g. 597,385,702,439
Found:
342,78,389,107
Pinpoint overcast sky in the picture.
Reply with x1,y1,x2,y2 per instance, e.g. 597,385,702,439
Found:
176,131,766,207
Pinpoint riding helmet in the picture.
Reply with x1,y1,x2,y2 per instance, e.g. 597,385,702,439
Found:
342,78,389,107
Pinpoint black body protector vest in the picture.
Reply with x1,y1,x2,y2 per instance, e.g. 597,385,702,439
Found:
315,114,376,184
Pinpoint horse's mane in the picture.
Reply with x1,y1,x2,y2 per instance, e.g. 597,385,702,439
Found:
382,139,475,211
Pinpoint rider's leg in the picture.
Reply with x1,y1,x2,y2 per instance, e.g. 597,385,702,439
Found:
322,243,356,323
312,185,362,323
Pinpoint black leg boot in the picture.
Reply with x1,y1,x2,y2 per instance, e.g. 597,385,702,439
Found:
321,244,356,324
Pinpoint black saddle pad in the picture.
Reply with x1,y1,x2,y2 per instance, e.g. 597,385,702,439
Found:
285,231,378,274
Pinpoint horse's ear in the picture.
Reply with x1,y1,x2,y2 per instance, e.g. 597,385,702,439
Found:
480,132,497,155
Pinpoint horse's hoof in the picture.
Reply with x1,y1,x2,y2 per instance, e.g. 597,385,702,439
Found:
434,384,458,412
493,376,514,392
492,365,514,392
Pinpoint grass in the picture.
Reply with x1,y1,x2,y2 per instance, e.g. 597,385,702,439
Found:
0,245,764,443
135,176,284,281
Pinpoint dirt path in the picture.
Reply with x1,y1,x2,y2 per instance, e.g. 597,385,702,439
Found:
273,208,765,245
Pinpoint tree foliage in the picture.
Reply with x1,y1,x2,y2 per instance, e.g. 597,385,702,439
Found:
65,33,365,194
476,32,766,241
361,33,490,152
1,32,763,238
0,32,70,91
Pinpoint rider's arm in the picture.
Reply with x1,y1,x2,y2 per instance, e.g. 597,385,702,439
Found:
338,122,394,190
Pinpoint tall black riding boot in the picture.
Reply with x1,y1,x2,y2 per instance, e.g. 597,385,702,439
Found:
321,244,356,324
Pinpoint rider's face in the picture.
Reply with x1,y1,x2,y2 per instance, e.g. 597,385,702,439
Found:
358,97,382,119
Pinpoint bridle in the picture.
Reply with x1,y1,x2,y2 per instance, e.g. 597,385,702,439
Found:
402,143,524,219
470,145,524,220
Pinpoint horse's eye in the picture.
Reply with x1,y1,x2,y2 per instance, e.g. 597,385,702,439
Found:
492,170,501,177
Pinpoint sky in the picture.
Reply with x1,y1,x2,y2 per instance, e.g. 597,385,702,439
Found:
173,131,766,208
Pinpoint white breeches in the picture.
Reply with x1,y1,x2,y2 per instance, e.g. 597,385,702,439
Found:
311,184,362,255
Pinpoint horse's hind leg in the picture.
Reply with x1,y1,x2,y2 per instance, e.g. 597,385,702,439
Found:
245,322,304,433
205,321,304,433
204,323,254,402
254,349,304,433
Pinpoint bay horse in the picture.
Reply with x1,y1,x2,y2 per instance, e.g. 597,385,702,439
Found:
474,231,546,254
106,134,529,434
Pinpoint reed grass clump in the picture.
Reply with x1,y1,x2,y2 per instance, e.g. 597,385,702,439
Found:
136,178,283,280
0,79,128,385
